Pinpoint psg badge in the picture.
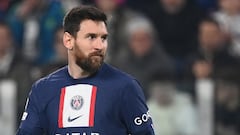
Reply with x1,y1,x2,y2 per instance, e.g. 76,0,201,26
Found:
70,95,84,110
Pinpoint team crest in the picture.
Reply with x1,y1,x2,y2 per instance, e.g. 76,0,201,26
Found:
58,84,97,128
70,95,84,110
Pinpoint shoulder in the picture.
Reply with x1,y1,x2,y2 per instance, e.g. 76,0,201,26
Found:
29,66,67,110
101,63,139,85
31,66,67,97
103,64,145,97
101,64,144,95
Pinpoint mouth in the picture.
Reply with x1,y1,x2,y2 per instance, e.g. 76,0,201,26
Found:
90,53,104,58
89,51,104,62
91,55,103,58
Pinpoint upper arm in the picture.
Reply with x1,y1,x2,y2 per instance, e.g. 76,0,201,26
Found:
16,83,44,135
120,79,155,135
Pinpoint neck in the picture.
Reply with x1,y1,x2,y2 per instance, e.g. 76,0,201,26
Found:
68,56,91,79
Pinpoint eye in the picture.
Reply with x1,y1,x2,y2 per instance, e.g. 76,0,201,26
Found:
87,34,97,40
101,35,108,42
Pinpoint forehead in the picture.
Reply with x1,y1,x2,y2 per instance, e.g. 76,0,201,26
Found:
78,19,108,35
200,22,219,31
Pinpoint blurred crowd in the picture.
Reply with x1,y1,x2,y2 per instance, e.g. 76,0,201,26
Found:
0,0,239,135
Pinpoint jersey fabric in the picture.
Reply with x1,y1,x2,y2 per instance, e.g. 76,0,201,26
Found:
16,63,155,135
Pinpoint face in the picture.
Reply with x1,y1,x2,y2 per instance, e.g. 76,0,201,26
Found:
129,29,153,57
151,82,175,106
64,19,108,73
219,0,240,14
199,21,223,50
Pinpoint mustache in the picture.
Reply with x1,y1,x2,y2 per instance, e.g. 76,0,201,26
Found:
89,50,104,57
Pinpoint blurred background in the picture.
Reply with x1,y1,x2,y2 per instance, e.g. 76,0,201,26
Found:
0,0,239,134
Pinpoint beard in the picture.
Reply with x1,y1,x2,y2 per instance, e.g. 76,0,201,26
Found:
74,44,105,74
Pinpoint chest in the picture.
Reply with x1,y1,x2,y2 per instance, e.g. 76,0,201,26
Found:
44,83,122,132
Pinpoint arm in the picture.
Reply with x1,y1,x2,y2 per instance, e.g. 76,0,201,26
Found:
16,83,44,135
120,79,155,135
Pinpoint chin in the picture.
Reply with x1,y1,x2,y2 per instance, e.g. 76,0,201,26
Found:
91,62,103,71
86,59,104,73
91,56,104,66
76,54,104,74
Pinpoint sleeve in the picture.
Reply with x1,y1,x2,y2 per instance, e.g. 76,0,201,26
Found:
120,79,155,135
16,83,44,135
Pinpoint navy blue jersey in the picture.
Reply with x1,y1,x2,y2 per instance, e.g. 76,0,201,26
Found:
16,63,155,135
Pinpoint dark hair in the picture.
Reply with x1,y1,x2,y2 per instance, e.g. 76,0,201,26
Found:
199,16,220,29
63,5,107,38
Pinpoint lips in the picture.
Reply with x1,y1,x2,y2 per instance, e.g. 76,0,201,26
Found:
90,55,103,62
89,51,104,58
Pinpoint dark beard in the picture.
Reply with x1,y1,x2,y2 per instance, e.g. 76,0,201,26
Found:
75,48,104,74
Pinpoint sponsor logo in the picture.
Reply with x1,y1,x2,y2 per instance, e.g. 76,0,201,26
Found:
70,95,84,110
134,111,152,126
68,115,83,122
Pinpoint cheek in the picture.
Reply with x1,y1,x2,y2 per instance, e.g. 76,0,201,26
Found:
73,45,84,59
103,43,108,51
74,40,91,55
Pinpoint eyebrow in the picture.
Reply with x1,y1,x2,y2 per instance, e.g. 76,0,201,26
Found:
101,34,108,38
85,33,108,37
85,33,97,38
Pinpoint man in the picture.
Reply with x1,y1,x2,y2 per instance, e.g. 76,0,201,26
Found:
7,0,64,64
16,6,155,135
0,21,33,132
114,16,174,100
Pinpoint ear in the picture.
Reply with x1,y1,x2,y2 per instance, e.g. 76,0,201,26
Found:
63,32,74,50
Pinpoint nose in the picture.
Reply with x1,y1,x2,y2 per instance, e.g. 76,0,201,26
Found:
93,38,104,50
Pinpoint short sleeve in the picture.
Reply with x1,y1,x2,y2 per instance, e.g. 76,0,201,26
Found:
120,79,155,135
16,83,44,135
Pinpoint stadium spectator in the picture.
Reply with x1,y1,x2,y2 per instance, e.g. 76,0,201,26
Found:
114,17,174,99
6,0,64,64
145,0,206,77
0,21,33,129
95,0,142,63
213,0,240,57
184,17,240,98
188,17,240,78
40,27,67,77
147,74,198,135
215,77,240,135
